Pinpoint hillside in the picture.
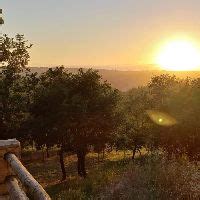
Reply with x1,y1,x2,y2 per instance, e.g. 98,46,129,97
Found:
30,67,200,91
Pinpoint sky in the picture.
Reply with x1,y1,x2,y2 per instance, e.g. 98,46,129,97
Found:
2,0,200,70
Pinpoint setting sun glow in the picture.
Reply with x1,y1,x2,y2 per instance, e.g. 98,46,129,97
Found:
156,40,200,71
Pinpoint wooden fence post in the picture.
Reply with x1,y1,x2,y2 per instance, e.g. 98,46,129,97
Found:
0,139,20,197
0,139,51,200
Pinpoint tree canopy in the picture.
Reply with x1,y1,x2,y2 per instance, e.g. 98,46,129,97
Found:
1,34,199,181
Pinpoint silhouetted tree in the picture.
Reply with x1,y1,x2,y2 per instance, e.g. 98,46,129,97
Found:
0,34,32,139
24,67,73,180
116,87,152,159
25,67,119,179
149,74,200,160
68,69,119,177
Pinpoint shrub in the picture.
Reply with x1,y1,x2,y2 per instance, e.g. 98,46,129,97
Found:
101,155,200,200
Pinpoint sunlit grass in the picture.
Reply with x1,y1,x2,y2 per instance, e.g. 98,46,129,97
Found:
25,151,199,199
26,151,132,199
101,155,200,200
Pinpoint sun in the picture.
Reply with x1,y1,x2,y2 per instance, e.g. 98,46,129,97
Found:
155,39,200,71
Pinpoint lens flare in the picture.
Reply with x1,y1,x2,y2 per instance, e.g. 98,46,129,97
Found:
147,110,177,126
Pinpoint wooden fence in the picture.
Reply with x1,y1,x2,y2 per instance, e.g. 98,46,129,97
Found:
0,139,51,200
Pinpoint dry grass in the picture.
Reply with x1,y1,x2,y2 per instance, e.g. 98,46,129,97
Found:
25,151,132,199
101,154,200,200
24,151,200,200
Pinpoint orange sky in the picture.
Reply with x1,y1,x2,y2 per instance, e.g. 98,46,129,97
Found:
2,1,200,70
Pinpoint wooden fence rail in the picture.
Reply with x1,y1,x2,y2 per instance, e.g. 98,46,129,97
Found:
5,176,28,200
0,139,51,200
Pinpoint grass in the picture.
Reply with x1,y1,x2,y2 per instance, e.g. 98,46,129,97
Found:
100,154,200,200
25,151,200,200
25,151,132,200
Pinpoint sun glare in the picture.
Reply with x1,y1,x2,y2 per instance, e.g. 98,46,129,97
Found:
156,39,200,71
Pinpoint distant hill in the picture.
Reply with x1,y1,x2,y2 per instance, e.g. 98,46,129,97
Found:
30,67,200,91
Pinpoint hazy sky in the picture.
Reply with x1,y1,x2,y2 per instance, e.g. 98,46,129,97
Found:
2,0,200,69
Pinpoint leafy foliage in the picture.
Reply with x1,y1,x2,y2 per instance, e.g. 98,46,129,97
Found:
1,34,199,186
0,34,32,138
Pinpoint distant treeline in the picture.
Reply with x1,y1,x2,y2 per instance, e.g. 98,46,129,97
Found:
1,34,199,180
30,67,200,91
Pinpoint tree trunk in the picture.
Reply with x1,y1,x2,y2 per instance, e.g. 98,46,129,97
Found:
81,153,86,178
123,149,126,159
132,146,137,160
42,148,46,162
32,141,34,151
77,150,87,178
46,146,50,158
138,149,142,157
97,151,100,163
59,146,66,180
102,148,105,160
77,153,82,176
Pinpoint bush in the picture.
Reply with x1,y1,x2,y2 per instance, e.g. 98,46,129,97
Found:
101,155,200,200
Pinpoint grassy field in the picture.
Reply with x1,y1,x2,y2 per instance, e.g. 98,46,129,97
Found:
25,151,132,199
101,154,200,200
25,151,200,200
